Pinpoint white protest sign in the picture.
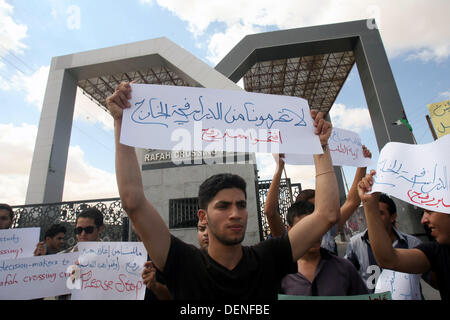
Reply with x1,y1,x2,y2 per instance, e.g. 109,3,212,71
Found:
0,228,40,261
71,242,147,300
0,252,78,300
120,84,322,155
375,269,422,300
371,134,450,213
283,127,372,167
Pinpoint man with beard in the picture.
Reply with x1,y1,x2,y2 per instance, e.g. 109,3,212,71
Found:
107,82,340,299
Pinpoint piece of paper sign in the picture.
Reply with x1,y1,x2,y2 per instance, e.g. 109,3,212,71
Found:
283,127,372,167
371,134,450,214
120,84,322,155
0,252,78,300
375,269,422,300
278,291,392,300
428,99,450,138
71,242,147,300
0,227,40,261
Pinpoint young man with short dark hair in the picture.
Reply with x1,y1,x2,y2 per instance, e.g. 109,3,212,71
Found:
34,224,67,255
62,207,104,253
197,218,209,250
281,201,368,296
357,170,450,301
0,203,14,230
263,146,371,255
107,82,340,299
344,191,425,297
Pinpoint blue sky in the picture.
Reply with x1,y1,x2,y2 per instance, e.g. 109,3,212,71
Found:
0,0,449,205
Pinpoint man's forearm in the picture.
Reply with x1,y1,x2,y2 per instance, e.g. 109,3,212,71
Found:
152,282,173,300
313,146,340,225
348,167,366,203
264,165,286,237
338,167,366,230
114,119,145,211
289,146,340,261
363,198,397,268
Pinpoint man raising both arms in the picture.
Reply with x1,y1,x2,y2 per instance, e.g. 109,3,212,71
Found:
107,82,340,299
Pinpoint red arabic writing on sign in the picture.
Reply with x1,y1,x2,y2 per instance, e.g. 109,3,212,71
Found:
407,190,450,208
330,143,359,160
201,128,283,144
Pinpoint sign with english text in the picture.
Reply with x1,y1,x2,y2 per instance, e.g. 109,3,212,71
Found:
278,292,392,300
0,227,40,261
120,84,322,155
371,134,450,214
71,242,147,300
0,252,78,299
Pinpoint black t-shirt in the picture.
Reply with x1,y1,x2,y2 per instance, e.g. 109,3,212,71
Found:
162,234,297,300
416,241,450,301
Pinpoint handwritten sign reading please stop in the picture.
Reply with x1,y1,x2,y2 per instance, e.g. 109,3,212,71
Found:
71,242,147,300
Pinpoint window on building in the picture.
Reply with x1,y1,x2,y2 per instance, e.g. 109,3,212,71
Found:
169,198,199,228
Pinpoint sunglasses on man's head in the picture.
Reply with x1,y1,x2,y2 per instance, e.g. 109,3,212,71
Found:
74,226,95,235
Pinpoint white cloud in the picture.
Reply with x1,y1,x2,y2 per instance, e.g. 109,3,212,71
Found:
0,123,37,176
329,103,372,133
0,123,37,205
0,0,28,56
439,90,450,100
139,0,154,5
2,65,113,131
206,23,262,64
0,123,117,205
7,65,50,108
152,0,450,64
63,146,118,201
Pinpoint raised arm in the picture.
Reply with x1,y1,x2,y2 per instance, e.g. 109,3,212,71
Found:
263,154,287,237
338,146,372,232
358,170,431,274
107,82,171,272
288,111,340,261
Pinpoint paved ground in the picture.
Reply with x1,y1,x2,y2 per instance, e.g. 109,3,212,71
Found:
336,240,441,300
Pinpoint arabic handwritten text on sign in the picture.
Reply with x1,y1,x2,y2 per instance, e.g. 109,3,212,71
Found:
0,227,40,261
371,134,450,213
428,99,450,138
283,127,372,167
71,242,147,300
120,84,322,155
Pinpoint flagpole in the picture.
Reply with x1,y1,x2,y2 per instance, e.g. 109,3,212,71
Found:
425,115,438,141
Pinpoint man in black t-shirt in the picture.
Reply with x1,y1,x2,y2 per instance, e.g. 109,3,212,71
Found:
358,170,450,301
107,82,341,299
